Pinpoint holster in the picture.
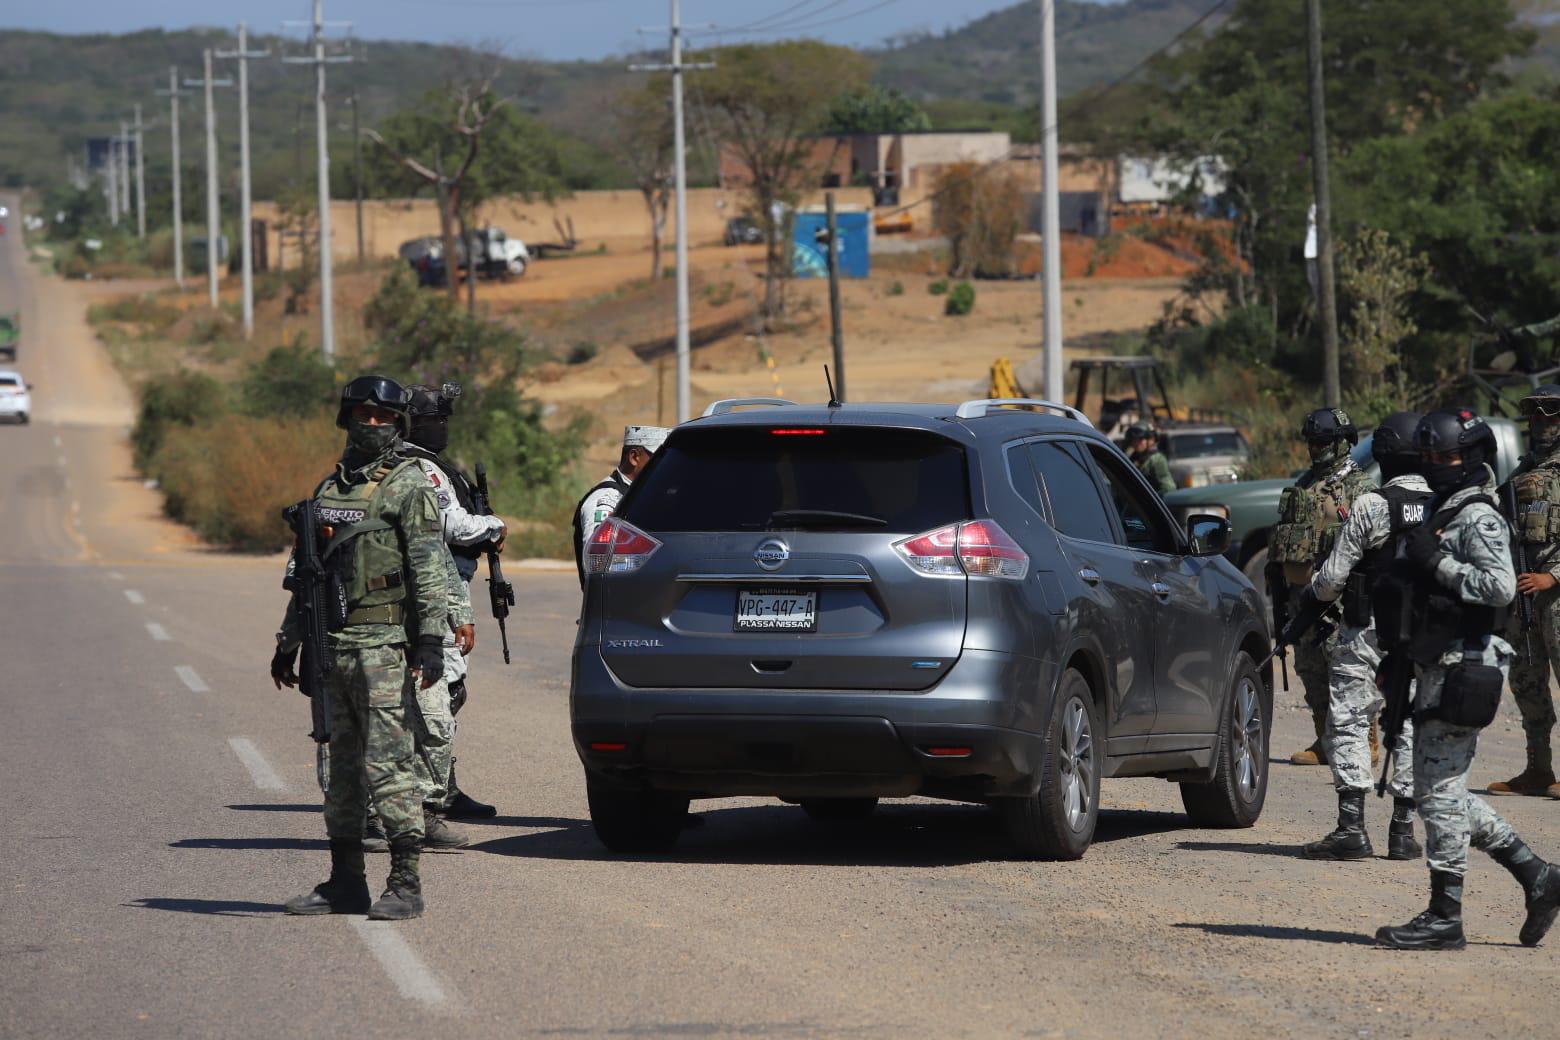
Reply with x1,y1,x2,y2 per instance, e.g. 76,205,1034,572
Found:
1342,573,1372,628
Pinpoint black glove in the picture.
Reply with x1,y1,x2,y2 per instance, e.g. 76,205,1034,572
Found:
448,678,468,714
1403,524,1446,572
271,645,299,687
413,635,444,685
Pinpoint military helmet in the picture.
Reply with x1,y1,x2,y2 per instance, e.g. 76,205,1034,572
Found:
1414,407,1496,462
406,382,462,419
335,374,411,432
1300,407,1359,446
1125,423,1155,444
1371,411,1422,465
1519,384,1560,420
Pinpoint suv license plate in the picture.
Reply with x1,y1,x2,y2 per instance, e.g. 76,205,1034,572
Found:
734,590,817,632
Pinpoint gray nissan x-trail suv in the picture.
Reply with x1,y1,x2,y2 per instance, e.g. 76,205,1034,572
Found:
571,398,1273,859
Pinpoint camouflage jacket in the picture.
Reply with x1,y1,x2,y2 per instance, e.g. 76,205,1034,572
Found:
1133,450,1175,495
1505,444,1560,579
1310,473,1432,604
1271,456,1376,581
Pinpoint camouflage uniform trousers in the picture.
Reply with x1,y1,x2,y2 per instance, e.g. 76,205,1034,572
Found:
323,644,426,844
1325,623,1413,796
1414,647,1522,876
1505,586,1560,770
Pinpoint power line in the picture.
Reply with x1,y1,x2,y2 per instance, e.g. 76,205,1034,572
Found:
699,0,901,38
713,0,837,35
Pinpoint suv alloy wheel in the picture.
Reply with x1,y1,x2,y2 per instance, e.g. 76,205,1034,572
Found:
997,668,1100,860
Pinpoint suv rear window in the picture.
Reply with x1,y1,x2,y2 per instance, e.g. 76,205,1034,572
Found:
620,426,971,534
1166,430,1248,458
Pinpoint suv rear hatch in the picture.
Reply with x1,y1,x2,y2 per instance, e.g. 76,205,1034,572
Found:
599,424,973,691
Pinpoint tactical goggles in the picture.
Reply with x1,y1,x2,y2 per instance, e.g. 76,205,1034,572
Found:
341,375,411,411
1521,398,1560,419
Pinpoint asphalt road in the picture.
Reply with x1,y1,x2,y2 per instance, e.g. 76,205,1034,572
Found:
4,198,1560,1039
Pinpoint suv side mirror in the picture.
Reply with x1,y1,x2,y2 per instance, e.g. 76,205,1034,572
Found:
1186,514,1231,557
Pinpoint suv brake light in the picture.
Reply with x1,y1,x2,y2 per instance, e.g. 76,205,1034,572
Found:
893,520,1027,580
584,517,662,575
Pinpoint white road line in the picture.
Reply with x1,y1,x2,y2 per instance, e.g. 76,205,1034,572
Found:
56,454,66,467
108,572,125,581
174,665,209,693
52,435,61,448
349,920,449,1006
123,589,145,605
226,738,286,792
145,622,171,642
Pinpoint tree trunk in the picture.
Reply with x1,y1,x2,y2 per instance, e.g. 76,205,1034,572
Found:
644,185,664,281
437,178,458,303
458,208,476,315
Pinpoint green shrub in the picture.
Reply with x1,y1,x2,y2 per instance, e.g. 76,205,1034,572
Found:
944,281,976,316
132,370,228,470
240,345,338,419
928,279,949,296
88,294,181,331
887,280,905,296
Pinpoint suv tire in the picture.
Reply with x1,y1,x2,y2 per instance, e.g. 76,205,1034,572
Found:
587,779,689,853
998,668,1100,860
799,797,878,822
1181,651,1269,827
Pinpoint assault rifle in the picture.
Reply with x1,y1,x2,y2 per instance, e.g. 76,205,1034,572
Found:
1505,479,1536,659
1256,586,1332,684
473,462,515,665
282,497,333,792
1375,651,1414,797
1264,564,1291,692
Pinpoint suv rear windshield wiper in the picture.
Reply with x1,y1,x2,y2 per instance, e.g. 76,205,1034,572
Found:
766,509,887,528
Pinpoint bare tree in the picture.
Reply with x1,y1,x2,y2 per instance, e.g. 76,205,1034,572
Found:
602,83,675,280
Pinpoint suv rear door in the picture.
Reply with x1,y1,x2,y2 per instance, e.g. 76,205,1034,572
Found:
1024,439,1159,750
602,423,972,691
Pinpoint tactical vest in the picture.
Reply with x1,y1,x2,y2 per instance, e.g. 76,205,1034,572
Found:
402,444,483,582
315,458,420,628
1271,464,1372,585
1344,484,1433,628
1511,462,1560,548
573,472,630,587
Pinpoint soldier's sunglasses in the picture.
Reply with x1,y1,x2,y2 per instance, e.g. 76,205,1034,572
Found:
1521,399,1560,419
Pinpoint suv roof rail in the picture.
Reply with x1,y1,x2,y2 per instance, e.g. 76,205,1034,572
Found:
702,397,797,417
955,398,1094,426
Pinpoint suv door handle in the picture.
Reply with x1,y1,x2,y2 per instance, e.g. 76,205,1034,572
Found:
1078,567,1101,585
1151,581,1172,601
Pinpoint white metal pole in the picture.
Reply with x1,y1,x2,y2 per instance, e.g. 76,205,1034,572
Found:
119,119,132,216
203,48,220,308
169,68,184,287
1038,0,1065,403
218,23,267,339
107,136,119,226
671,0,691,423
134,105,146,239
315,0,336,362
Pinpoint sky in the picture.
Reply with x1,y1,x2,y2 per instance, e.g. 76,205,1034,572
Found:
1,0,1125,62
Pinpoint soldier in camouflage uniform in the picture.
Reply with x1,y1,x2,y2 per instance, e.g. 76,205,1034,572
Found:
1302,412,1426,862
1267,408,1376,765
1375,409,1560,951
1489,384,1560,799
271,375,451,921
1126,424,1175,495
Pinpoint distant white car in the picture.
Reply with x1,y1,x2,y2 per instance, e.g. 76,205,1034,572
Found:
0,370,32,424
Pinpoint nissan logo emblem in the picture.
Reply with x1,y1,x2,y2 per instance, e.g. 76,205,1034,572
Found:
754,538,790,571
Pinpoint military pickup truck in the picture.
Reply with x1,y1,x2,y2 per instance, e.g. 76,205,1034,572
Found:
0,312,17,362
1162,416,1525,599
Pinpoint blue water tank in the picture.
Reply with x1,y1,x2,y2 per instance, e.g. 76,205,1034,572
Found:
791,209,870,279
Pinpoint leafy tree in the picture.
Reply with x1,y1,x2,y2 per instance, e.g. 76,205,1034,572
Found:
1335,228,1430,410
930,161,1026,279
821,85,931,135
599,81,675,280
697,41,871,325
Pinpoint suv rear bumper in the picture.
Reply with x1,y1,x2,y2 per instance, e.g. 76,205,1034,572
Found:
571,647,1047,800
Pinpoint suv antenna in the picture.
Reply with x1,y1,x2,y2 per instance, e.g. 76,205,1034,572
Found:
824,365,840,408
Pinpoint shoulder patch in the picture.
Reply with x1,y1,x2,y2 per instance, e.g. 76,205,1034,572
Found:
437,491,451,508
429,470,441,487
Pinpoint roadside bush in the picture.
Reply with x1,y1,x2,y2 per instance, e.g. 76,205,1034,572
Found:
931,160,1026,279
88,294,181,333
887,280,905,296
132,370,228,470
944,282,976,317
240,345,338,419
928,279,949,296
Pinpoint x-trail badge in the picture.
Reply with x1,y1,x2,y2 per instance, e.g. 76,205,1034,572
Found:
754,538,790,570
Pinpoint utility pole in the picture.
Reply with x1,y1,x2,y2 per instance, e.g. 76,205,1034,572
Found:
119,119,132,217
1038,0,1065,404
187,51,234,309
106,135,119,226
1306,0,1341,408
156,67,191,287
217,23,271,340
824,193,846,402
632,0,714,423
285,0,354,362
350,90,365,262
133,105,146,239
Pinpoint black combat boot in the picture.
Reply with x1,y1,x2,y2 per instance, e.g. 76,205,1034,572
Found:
363,814,390,854
443,762,497,819
1387,798,1423,862
368,840,424,921
1375,870,1466,950
1489,838,1560,947
283,838,373,916
421,807,470,852
1302,790,1374,860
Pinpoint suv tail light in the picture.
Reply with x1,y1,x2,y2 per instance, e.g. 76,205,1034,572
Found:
584,518,662,576
893,520,1027,580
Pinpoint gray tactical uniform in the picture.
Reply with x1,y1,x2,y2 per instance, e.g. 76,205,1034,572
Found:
1412,472,1523,876
1309,475,1427,797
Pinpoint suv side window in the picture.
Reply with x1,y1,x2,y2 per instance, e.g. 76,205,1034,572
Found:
1028,441,1116,544
1006,444,1045,518
1085,444,1179,555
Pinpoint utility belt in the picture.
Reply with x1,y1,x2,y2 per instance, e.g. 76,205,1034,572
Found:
343,602,404,627
323,564,406,631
